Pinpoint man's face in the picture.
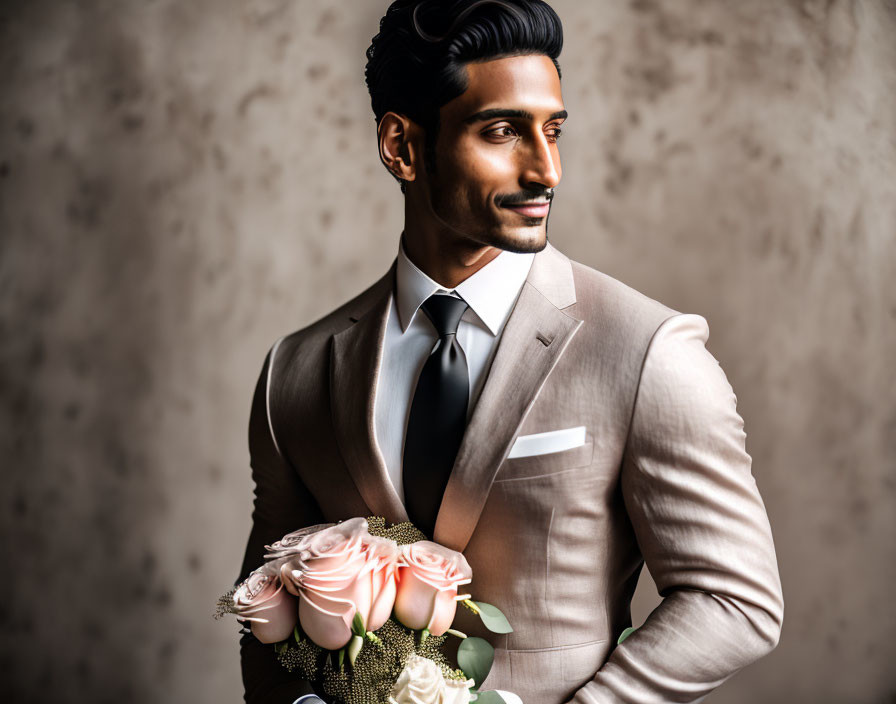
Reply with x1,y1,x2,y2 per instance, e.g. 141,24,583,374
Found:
417,54,566,254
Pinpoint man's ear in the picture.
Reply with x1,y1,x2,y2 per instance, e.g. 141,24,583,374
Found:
378,112,420,184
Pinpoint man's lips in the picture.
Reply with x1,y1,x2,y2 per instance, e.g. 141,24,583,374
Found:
500,202,551,218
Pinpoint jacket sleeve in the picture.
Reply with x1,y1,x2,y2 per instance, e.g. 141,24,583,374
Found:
568,314,784,704
237,342,326,704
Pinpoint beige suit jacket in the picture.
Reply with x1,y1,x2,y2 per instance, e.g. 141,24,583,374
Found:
238,242,783,704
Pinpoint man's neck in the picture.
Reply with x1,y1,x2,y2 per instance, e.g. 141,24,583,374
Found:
400,230,501,289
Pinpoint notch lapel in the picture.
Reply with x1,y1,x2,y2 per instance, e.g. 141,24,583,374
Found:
433,244,583,552
329,262,410,526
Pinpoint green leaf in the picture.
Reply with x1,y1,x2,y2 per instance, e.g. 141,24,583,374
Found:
338,647,345,668
351,612,365,636
293,626,301,643
472,692,507,704
473,602,513,634
617,626,637,645
458,637,494,689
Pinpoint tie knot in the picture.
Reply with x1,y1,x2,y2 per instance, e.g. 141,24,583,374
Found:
420,294,468,338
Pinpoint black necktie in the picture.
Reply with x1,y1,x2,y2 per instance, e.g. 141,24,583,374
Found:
402,294,470,539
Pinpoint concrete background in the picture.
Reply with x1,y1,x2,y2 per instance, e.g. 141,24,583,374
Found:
1,1,894,702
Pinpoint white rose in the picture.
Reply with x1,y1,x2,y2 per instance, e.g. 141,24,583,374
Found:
388,654,475,704
442,675,477,704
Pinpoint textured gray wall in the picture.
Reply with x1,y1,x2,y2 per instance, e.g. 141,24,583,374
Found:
1,1,894,703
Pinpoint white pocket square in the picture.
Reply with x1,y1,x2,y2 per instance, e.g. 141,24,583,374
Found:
507,426,586,459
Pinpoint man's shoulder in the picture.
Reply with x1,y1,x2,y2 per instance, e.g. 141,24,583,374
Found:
559,249,679,327
270,264,394,360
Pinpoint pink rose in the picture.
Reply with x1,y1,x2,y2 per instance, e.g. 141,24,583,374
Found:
232,569,298,644
264,522,336,559
362,535,403,632
393,541,472,636
279,518,402,650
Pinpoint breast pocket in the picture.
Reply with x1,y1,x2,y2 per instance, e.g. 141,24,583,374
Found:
494,437,595,482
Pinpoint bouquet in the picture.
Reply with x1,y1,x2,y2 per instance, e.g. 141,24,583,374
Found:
216,516,519,704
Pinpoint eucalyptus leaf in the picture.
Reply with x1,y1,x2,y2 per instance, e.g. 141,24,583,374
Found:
617,626,638,645
472,692,506,704
458,636,494,689
473,601,513,634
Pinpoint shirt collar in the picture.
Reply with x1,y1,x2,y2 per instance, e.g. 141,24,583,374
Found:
395,235,535,336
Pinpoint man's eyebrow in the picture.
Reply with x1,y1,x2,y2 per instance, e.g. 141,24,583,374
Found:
462,108,568,124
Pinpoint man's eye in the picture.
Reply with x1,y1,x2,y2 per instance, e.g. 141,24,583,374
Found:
485,125,518,139
547,127,563,142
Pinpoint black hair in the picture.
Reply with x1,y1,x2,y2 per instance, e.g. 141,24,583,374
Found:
365,0,564,191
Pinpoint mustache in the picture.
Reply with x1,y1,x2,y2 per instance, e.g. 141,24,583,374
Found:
495,188,555,206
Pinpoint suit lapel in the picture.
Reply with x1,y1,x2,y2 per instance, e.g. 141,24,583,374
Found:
330,261,410,526
329,244,581,551
433,243,582,552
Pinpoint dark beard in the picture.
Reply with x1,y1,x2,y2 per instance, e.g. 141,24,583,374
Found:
484,229,550,253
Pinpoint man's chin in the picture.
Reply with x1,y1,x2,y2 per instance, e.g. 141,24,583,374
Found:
488,229,549,254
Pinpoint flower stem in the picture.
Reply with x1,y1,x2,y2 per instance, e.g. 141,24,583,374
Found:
461,599,481,615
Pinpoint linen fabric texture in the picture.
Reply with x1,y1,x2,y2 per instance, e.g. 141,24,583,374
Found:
236,242,784,704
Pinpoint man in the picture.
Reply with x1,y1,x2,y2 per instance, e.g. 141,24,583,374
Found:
236,2,784,703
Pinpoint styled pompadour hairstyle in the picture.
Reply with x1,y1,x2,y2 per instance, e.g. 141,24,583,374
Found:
365,0,564,190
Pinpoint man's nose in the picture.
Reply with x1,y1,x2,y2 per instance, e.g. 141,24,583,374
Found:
520,133,561,190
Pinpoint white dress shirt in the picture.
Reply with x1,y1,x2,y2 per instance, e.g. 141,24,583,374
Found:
373,236,535,506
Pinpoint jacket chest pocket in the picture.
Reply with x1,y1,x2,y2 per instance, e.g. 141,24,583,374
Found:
494,438,595,482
